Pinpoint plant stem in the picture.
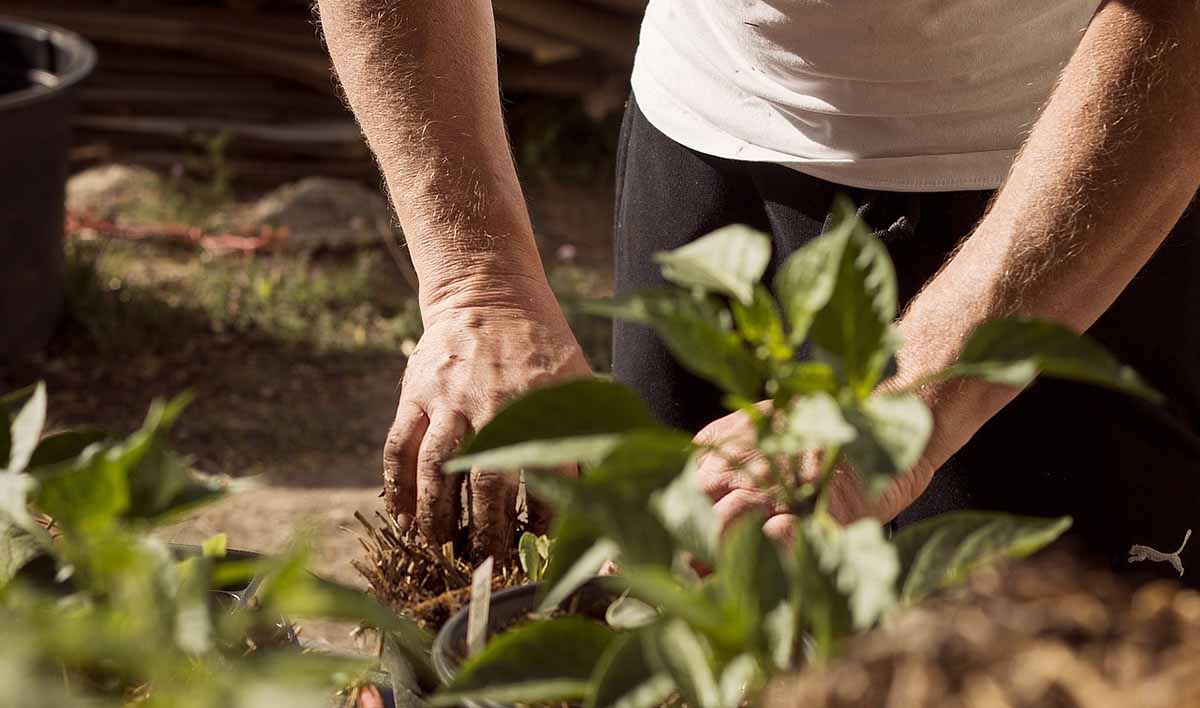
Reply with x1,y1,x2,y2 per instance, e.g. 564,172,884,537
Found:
812,446,841,517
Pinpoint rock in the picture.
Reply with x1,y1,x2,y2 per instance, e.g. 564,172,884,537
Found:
66,164,165,223
243,177,397,253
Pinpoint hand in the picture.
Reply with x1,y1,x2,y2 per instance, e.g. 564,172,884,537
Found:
383,289,590,561
693,405,931,540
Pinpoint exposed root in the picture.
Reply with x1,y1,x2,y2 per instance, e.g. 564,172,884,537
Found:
351,511,524,629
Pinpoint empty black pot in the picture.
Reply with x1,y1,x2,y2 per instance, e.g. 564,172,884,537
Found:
0,17,95,358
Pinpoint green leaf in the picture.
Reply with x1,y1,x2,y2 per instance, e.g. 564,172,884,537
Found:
773,361,839,399
6,383,46,474
434,617,617,706
841,393,932,494
583,430,696,501
587,631,675,708
808,197,900,397
621,567,735,647
587,291,765,399
943,318,1163,402
893,512,1072,604
647,620,720,708
33,446,130,533
605,593,659,630
649,457,720,566
458,379,657,458
525,472,675,568
202,533,228,558
450,434,627,473
790,523,851,661
26,427,108,470
655,225,771,305
538,530,618,612
774,214,853,344
806,518,899,630
716,514,789,650
731,285,791,360
761,392,857,457
518,531,543,581
0,518,43,587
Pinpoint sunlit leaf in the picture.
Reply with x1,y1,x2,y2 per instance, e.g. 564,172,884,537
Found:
937,318,1162,402
621,567,735,648
518,531,543,581
33,446,130,533
457,379,656,461
539,514,613,611
6,383,46,474
434,617,617,706
202,533,228,558
655,225,771,305
761,392,857,457
649,457,720,566
809,197,899,397
774,215,852,344
893,512,1071,604
718,653,764,708
717,514,789,650
806,518,898,630
605,593,659,630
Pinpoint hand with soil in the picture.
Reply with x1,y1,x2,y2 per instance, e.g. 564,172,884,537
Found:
384,294,590,562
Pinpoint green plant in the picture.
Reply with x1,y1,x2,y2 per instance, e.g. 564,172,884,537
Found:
0,384,432,707
432,198,1159,708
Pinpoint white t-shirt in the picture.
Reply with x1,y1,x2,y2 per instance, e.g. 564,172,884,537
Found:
630,1,1102,192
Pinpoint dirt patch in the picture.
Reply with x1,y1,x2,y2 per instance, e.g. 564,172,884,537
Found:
768,550,1200,708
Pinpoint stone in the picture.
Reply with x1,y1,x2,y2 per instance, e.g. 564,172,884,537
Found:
243,177,397,253
66,164,165,223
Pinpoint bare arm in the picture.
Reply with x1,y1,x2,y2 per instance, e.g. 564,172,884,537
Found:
870,0,1200,520
317,1,589,558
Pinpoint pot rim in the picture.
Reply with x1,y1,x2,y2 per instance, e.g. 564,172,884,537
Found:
0,15,97,111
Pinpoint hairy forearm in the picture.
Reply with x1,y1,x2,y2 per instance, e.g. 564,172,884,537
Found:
897,0,1200,468
316,0,550,317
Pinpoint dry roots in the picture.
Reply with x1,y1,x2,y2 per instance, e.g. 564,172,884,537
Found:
351,511,524,629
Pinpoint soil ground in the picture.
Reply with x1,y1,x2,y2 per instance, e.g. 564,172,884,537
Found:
1,172,615,650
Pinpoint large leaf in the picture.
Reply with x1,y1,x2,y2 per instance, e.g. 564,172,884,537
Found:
6,383,46,474
450,434,627,473
452,379,656,468
841,393,932,495
0,518,43,587
808,198,900,397
587,630,674,708
942,318,1162,402
539,513,610,610
774,213,853,344
655,225,771,305
646,620,721,708
434,617,617,706
587,291,765,399
893,512,1072,604
791,520,852,660
718,654,765,708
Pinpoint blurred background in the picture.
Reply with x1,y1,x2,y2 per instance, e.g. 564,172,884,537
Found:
0,0,640,638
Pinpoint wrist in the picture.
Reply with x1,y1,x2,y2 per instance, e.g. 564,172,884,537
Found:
418,270,561,327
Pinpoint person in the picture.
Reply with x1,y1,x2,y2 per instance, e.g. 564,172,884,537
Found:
316,0,1200,579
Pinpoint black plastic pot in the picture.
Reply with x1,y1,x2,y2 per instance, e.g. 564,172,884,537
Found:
0,16,95,358
431,579,620,708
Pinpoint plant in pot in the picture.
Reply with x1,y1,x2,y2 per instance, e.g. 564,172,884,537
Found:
428,197,1159,708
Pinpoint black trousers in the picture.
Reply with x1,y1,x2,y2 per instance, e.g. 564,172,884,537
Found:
611,95,1200,584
